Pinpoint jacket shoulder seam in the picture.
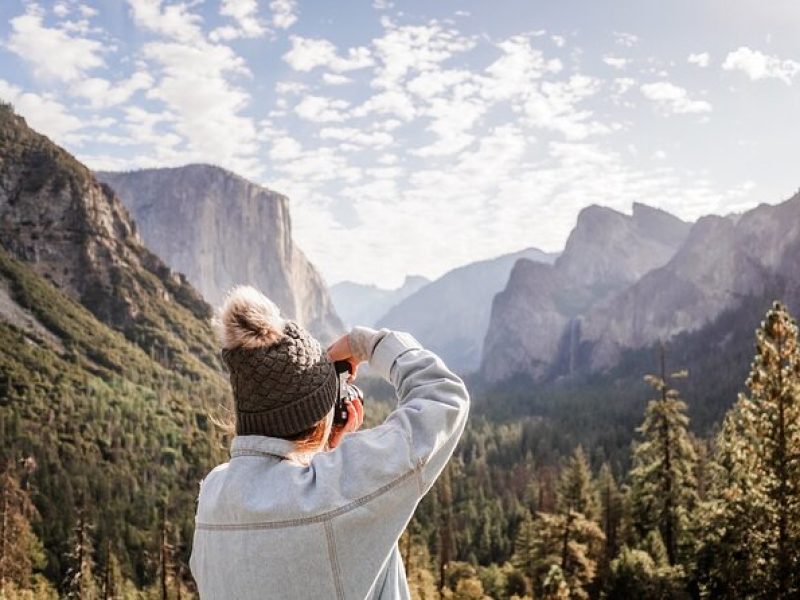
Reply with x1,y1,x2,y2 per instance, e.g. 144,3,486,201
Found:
195,459,425,531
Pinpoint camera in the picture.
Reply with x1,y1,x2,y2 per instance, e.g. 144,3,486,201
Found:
333,360,364,426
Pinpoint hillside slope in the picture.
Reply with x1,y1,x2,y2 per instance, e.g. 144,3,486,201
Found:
0,102,229,594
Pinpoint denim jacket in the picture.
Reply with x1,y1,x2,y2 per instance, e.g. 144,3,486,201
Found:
189,331,470,599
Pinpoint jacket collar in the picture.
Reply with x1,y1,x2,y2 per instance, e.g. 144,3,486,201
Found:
230,435,297,460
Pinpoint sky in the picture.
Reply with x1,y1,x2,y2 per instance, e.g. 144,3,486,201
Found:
1,1,799,289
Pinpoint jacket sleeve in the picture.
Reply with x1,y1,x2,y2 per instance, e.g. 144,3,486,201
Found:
355,330,470,495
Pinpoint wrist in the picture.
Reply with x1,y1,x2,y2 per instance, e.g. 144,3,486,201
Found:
349,326,389,363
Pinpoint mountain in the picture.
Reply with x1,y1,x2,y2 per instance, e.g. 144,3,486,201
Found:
579,192,800,370
377,248,558,372
330,274,430,328
96,165,343,344
481,204,692,383
0,102,227,593
0,105,221,378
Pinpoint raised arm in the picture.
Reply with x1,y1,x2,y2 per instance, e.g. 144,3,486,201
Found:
326,327,470,494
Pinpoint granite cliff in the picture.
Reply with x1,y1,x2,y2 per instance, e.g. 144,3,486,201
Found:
481,204,691,382
580,191,800,370
96,166,343,344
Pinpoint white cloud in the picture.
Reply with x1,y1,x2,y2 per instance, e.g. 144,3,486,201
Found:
722,46,799,84
641,81,712,114
614,31,639,47
7,10,106,82
270,0,298,29
322,73,353,85
520,75,610,140
603,56,629,70
0,79,83,143
79,4,98,18
371,19,476,91
688,52,710,67
140,39,259,172
319,127,393,148
351,90,416,121
283,36,374,72
295,95,350,122
70,72,154,109
483,35,562,101
269,135,303,161
211,0,265,41
411,96,484,156
127,0,204,42
613,77,636,94
275,81,308,95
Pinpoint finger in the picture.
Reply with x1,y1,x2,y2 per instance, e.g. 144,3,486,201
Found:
353,397,364,429
347,361,359,383
329,427,345,449
326,335,352,361
345,400,358,432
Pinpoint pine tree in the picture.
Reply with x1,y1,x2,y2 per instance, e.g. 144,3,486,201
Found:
527,511,604,600
510,511,537,595
436,463,455,598
697,302,800,598
0,458,48,594
159,503,172,600
596,463,624,582
63,504,98,600
629,345,698,566
557,446,596,520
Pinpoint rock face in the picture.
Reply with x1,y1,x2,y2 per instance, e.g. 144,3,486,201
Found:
0,105,221,376
96,165,343,344
580,192,800,370
331,275,430,329
481,204,691,383
377,248,558,373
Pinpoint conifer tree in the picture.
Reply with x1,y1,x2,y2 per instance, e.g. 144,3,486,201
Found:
629,345,698,566
0,459,47,594
557,446,596,520
527,511,604,600
64,504,98,600
436,463,455,597
510,511,537,594
698,302,800,598
596,463,624,582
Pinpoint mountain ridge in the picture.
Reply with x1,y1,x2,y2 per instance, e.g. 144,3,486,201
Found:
482,203,692,382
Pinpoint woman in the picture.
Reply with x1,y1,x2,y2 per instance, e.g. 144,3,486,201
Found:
189,285,470,599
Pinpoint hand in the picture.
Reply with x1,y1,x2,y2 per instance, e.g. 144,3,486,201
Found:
326,334,359,382
328,397,364,449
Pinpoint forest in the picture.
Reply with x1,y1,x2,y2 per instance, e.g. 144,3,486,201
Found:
2,279,800,598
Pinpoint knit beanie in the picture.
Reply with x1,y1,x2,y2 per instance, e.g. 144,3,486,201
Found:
214,286,338,438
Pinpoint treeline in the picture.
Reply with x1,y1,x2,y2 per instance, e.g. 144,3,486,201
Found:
3,298,798,598
0,247,229,598
402,301,800,599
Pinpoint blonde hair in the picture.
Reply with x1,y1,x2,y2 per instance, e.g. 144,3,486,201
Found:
285,410,334,465
210,406,333,465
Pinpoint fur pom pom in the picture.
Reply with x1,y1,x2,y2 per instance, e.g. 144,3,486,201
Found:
213,285,286,350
